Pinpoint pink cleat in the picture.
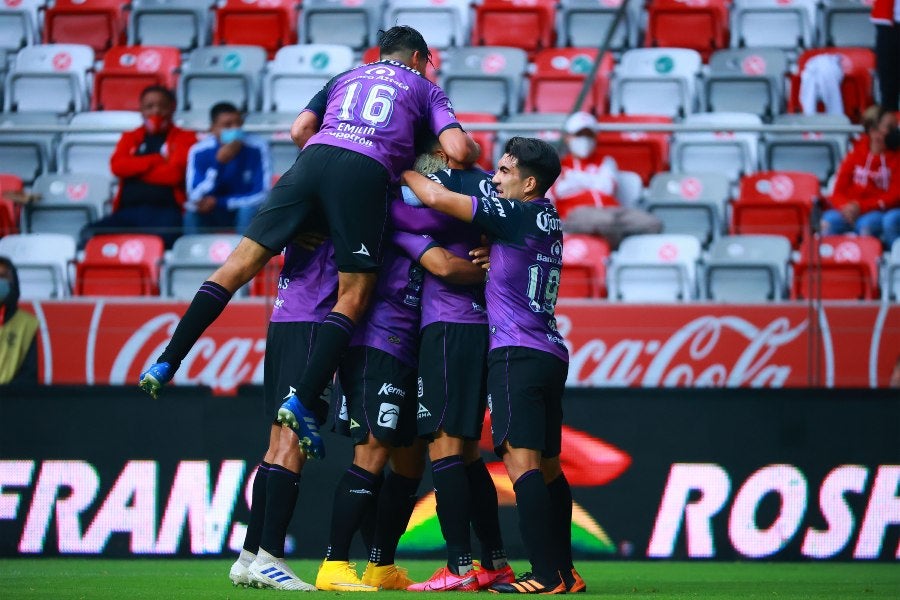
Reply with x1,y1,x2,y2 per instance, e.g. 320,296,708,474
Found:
473,562,516,590
406,566,480,592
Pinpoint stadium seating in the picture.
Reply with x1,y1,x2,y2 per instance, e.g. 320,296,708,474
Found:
495,113,566,165
671,112,761,184
0,0,42,54
885,240,900,302
0,173,23,236
43,0,127,57
56,111,143,179
761,113,850,184
163,233,245,298
244,112,300,176
0,112,62,185
471,0,557,56
792,235,882,300
732,170,820,247
704,48,789,118
299,0,383,50
4,43,94,113
610,48,702,118
645,0,730,61
560,233,610,298
25,173,112,238
557,0,640,51
820,0,875,48
75,234,164,296
385,0,471,50
525,48,613,115
0,232,76,298
92,46,181,111
455,112,496,171
731,0,817,51
178,45,267,113
596,115,672,185
787,48,875,123
703,234,793,301
214,0,298,58
439,46,528,117
607,233,702,302
128,0,214,52
262,44,354,113
643,171,731,246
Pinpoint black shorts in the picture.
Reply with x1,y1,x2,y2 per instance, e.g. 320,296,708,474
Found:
417,322,489,439
335,346,418,447
263,321,320,418
486,346,568,458
243,144,391,273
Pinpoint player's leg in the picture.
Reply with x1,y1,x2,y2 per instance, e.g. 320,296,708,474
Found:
542,457,583,593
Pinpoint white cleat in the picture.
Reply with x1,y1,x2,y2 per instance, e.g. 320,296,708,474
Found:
249,557,317,591
229,559,251,587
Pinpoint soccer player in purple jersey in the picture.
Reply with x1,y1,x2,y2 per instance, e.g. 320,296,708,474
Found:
316,220,486,591
139,26,480,460
401,137,584,594
229,239,337,591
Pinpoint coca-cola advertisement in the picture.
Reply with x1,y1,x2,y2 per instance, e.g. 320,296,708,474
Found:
21,299,900,390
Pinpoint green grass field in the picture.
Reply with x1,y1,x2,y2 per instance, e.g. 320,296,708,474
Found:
1,560,898,599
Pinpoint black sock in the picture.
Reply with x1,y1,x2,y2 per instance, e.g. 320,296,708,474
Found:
158,281,233,366
547,473,573,571
242,461,271,554
369,471,420,566
359,501,377,555
432,455,472,575
296,312,354,421
466,459,507,570
326,464,382,562
513,470,562,584
259,464,300,557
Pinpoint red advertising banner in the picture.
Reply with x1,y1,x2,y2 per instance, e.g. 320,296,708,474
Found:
22,299,900,390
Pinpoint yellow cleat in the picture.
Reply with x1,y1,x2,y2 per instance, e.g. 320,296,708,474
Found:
315,559,378,592
361,562,415,590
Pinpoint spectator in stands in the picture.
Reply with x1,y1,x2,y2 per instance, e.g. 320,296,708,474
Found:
184,102,272,235
81,85,197,247
0,256,38,386
822,105,900,248
550,112,661,248
872,0,899,112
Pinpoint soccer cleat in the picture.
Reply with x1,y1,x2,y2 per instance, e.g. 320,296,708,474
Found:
565,568,586,593
277,393,326,460
406,566,480,592
229,559,251,587
315,560,377,592
489,572,566,594
473,561,516,590
138,361,176,399
248,557,317,591
361,562,414,590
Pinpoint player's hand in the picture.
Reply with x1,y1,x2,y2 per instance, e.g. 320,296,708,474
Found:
196,195,216,214
293,230,328,250
216,140,242,164
470,237,491,271
840,202,860,225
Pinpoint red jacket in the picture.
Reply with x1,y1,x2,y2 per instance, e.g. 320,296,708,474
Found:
109,125,197,211
830,135,900,213
871,0,897,25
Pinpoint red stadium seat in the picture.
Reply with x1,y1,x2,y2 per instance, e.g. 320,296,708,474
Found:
732,171,820,248
456,112,497,171
213,0,298,59
560,233,610,298
92,46,181,111
362,46,442,84
645,0,730,62
792,235,882,300
525,48,613,115
43,0,126,57
0,174,23,237
596,115,672,185
251,252,285,297
471,0,556,56
787,48,876,123
75,234,164,296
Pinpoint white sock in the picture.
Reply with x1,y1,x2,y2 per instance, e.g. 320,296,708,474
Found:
238,549,256,566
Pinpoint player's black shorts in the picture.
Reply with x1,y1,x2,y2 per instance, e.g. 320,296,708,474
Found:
486,346,568,458
243,144,391,273
416,322,489,439
263,321,320,418
335,346,418,447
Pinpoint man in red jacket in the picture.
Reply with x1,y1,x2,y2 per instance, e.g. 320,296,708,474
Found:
81,85,197,247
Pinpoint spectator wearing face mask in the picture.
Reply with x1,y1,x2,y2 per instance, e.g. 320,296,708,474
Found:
0,256,38,386
550,112,661,248
184,102,272,235
81,85,198,248
822,105,900,248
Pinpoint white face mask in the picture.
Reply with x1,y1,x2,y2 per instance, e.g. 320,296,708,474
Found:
567,136,596,159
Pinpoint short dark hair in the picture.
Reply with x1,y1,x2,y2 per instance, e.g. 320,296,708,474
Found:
210,101,241,124
502,136,561,196
414,131,441,156
140,85,176,105
378,25,431,63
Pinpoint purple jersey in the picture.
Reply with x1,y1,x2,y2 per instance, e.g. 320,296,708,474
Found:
470,195,568,363
269,241,338,323
303,60,460,181
350,246,423,367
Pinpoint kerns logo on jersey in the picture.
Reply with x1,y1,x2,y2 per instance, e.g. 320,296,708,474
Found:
536,211,562,233
377,402,400,429
378,382,406,398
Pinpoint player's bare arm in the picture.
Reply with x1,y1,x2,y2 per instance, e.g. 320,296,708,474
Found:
438,127,481,167
401,170,474,222
419,246,485,285
290,111,320,148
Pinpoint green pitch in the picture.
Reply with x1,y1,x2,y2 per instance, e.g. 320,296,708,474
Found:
1,560,897,599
